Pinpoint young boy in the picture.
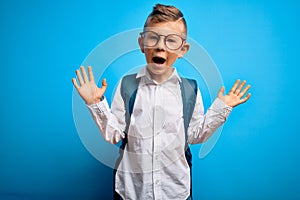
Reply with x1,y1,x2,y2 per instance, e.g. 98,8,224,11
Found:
72,4,251,200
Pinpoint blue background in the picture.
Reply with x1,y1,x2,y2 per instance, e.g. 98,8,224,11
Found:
1,0,299,199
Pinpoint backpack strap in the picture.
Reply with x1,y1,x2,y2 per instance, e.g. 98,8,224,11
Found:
120,73,140,149
179,78,198,167
180,78,197,200
180,78,198,137
113,73,140,199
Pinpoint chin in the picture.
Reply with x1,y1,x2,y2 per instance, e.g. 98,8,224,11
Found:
149,62,166,68
147,63,172,76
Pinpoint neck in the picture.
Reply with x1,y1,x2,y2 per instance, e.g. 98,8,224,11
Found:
147,68,174,84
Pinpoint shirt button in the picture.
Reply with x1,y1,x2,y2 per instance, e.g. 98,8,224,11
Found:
155,180,159,184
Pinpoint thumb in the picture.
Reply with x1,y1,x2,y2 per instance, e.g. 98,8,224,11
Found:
218,86,225,98
100,78,108,95
102,78,107,88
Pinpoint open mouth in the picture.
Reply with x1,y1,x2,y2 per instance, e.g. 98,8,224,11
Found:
152,56,166,65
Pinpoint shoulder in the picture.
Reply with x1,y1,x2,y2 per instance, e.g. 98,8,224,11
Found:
120,73,140,97
122,73,138,80
180,77,198,88
121,73,138,86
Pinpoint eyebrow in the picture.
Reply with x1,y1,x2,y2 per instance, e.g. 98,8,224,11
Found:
143,28,186,37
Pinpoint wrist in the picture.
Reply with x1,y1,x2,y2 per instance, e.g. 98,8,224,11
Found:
85,96,105,105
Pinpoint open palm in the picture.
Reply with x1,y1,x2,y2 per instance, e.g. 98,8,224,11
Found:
72,66,107,105
218,80,251,107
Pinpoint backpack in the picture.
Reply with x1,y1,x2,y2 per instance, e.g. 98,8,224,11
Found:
114,73,197,199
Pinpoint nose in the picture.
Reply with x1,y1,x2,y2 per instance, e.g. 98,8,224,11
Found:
156,36,166,50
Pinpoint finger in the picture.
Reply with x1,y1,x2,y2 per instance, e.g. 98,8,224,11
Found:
80,66,89,83
240,93,251,104
238,85,251,98
88,66,94,82
72,78,80,90
76,69,84,86
102,78,107,88
235,80,246,94
98,79,108,98
218,86,225,98
229,79,240,94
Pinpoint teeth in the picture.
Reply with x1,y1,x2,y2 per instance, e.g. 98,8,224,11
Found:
152,57,166,64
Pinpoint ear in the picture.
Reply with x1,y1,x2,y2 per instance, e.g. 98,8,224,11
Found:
177,43,190,58
138,36,145,53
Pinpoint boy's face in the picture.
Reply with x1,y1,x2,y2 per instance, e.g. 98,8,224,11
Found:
138,20,190,80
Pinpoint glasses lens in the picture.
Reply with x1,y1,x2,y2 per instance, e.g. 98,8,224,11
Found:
165,34,183,50
143,32,159,47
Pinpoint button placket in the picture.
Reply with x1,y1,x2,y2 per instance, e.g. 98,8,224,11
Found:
153,85,162,199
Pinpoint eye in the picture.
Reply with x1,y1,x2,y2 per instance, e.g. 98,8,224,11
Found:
166,35,180,43
166,38,176,43
149,35,159,40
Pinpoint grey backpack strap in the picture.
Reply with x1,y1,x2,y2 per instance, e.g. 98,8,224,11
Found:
114,73,140,200
120,73,140,149
179,77,198,167
180,77,197,200
180,78,198,136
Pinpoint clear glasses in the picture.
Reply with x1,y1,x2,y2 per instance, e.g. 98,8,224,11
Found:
140,31,186,50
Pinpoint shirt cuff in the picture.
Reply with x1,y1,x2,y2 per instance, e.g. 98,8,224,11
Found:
86,97,110,115
211,98,232,118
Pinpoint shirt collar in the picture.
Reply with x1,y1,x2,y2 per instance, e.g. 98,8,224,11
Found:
136,66,182,84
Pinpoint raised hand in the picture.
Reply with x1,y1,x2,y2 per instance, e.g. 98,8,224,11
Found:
72,66,107,105
218,79,251,108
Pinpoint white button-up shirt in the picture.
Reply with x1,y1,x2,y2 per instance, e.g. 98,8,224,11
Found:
87,67,232,200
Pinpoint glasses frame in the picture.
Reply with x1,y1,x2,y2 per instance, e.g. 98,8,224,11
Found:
140,31,186,50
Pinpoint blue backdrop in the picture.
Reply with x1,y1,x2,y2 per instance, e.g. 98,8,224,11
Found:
1,0,299,199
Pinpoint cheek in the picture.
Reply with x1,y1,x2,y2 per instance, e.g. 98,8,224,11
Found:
167,52,179,63
144,49,154,61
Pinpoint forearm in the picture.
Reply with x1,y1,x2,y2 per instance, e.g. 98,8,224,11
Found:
87,98,125,144
188,97,232,144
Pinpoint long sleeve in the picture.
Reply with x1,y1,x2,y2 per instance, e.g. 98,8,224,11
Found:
187,89,232,144
86,83,126,144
